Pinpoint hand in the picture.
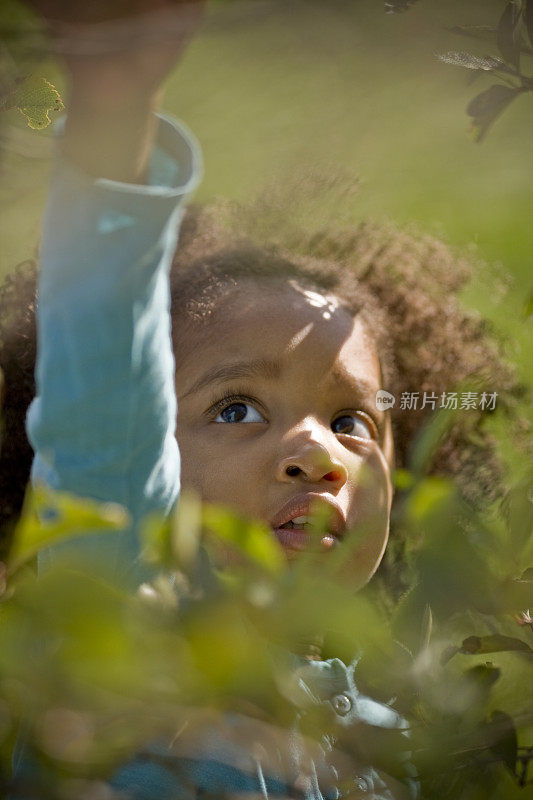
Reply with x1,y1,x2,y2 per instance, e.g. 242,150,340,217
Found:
26,0,206,181
27,0,206,95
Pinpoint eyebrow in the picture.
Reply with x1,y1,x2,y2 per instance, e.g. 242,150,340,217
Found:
330,365,380,400
180,358,282,399
329,366,386,423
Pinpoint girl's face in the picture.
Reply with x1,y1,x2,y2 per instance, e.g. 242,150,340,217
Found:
175,281,394,588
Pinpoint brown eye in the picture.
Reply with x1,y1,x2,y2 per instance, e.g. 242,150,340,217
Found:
332,414,373,439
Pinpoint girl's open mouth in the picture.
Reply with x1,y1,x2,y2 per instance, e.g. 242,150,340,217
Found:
270,496,345,552
274,517,313,550
273,521,337,552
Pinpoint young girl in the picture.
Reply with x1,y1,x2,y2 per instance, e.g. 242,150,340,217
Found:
0,1,520,797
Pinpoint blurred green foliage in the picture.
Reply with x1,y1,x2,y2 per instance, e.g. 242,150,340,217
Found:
0,411,531,797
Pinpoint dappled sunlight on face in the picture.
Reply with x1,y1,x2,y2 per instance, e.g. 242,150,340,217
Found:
288,279,341,321
175,282,394,588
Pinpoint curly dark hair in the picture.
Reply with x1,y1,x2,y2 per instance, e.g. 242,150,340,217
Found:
0,204,525,560
170,204,522,483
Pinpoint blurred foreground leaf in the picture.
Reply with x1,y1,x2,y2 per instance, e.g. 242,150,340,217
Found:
1,425,531,797
203,505,284,574
7,486,129,573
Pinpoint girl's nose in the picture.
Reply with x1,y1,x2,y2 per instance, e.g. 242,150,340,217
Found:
276,439,348,489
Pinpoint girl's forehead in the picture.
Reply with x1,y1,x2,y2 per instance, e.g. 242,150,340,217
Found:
179,281,382,388
211,279,349,330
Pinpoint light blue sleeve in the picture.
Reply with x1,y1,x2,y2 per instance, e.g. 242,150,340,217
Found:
26,114,202,583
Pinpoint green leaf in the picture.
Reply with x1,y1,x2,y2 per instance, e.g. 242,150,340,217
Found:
393,468,415,491
440,644,460,666
502,475,533,558
140,513,172,568
408,407,458,476
141,491,203,570
488,710,518,774
3,75,63,130
467,84,521,142
8,487,129,573
438,51,506,72
522,288,533,319
419,603,433,653
171,489,202,569
460,634,533,655
405,476,455,526
202,505,284,574
464,662,501,690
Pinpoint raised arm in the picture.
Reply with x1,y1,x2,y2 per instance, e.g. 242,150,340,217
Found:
25,1,204,581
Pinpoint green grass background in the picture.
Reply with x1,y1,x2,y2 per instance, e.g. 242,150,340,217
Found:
1,0,532,377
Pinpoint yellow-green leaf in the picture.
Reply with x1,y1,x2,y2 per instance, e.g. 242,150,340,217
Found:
203,505,284,574
7,75,63,130
8,486,129,573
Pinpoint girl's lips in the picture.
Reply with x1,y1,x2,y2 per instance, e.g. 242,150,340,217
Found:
270,492,346,552
273,527,310,551
273,527,337,552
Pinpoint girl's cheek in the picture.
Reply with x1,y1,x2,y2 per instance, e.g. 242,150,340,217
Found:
340,452,392,587
348,444,393,508
176,430,207,492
